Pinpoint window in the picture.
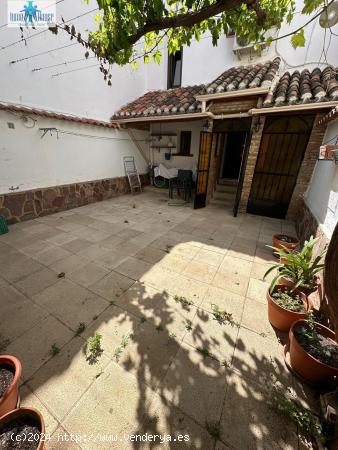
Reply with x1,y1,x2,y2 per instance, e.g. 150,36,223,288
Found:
179,131,192,155
167,50,183,88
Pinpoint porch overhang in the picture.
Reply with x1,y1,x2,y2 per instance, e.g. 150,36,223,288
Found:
249,101,338,115
115,112,209,124
195,87,269,102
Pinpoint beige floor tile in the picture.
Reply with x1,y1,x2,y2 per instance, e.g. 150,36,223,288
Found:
90,271,135,301
28,337,110,420
140,265,178,293
170,243,200,260
114,256,153,281
227,247,255,262
61,238,92,254
6,315,74,380
70,227,112,243
33,246,72,266
77,243,112,261
14,267,59,297
212,269,249,297
62,362,155,450
20,384,59,435
98,234,125,250
46,232,79,247
0,255,44,282
160,253,190,274
20,240,54,257
118,322,181,390
184,307,239,363
250,261,276,283
219,255,253,275
68,262,110,288
139,391,216,450
200,286,245,323
193,248,224,267
247,278,270,304
233,327,288,387
168,274,209,306
182,260,217,284
49,254,90,275
160,343,228,427
0,285,48,341
201,239,230,255
241,298,275,338
134,246,167,264
220,372,298,450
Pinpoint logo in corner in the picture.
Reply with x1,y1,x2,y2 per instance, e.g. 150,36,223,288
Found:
8,0,56,28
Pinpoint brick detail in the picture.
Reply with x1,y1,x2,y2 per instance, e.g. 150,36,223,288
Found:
238,116,266,213
287,114,326,219
0,174,149,224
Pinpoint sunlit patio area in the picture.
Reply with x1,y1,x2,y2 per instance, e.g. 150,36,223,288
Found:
0,189,317,449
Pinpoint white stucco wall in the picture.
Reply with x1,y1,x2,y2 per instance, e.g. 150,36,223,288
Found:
305,119,338,238
150,121,203,171
0,110,148,195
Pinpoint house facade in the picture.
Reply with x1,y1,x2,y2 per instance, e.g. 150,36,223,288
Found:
0,0,337,244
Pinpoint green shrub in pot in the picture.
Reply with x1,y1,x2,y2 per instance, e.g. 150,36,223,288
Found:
264,236,326,293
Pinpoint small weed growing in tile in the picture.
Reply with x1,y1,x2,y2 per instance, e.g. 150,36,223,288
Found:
211,304,240,328
109,300,116,305
132,204,136,209
205,421,221,440
0,335,11,353
165,245,172,253
92,315,98,321
124,220,129,224
86,332,103,364
50,343,60,357
169,332,177,339
221,359,231,368
140,316,147,324
185,320,193,332
260,332,267,338
155,324,164,332
113,334,130,362
174,295,193,307
57,272,65,278
269,382,326,443
75,322,86,336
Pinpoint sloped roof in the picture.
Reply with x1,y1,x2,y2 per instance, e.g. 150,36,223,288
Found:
205,58,281,93
113,85,204,119
263,66,338,107
0,102,117,128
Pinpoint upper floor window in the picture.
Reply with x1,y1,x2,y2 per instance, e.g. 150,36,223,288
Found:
167,50,183,89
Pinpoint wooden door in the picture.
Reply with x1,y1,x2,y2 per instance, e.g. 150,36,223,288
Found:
194,132,213,209
247,116,314,218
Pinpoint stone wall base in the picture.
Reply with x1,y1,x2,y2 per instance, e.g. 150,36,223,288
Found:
0,174,149,224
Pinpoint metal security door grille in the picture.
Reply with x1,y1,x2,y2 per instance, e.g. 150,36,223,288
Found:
194,132,213,209
247,116,314,219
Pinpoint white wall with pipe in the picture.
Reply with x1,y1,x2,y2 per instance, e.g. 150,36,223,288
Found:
305,119,338,238
0,110,148,195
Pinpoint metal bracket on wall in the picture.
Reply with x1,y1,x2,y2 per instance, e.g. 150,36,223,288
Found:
39,128,58,139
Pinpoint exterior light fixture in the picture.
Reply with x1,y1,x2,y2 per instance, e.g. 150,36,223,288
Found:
319,1,338,28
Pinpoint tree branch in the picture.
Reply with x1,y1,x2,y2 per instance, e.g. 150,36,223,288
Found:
128,0,253,46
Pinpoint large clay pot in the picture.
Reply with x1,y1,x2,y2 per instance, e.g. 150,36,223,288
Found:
0,407,45,450
273,234,299,251
0,355,22,417
289,320,338,384
266,286,311,332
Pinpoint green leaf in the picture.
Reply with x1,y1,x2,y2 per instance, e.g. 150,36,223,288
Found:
291,29,305,49
143,54,150,64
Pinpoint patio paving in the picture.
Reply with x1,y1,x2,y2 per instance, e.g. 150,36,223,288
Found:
0,188,314,449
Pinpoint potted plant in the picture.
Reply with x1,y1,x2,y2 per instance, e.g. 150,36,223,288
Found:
264,236,326,295
272,234,299,251
0,356,22,417
0,407,45,450
266,285,312,332
289,314,338,384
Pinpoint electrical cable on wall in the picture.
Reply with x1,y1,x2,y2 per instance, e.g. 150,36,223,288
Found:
32,56,96,72
10,43,78,64
39,127,149,143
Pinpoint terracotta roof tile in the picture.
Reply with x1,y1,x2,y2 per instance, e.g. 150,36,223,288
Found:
0,102,117,128
205,58,281,93
263,66,338,107
112,85,204,119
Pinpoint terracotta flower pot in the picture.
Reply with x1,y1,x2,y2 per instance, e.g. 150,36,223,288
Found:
0,355,22,417
266,286,311,332
272,234,299,251
0,407,45,450
289,320,338,384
